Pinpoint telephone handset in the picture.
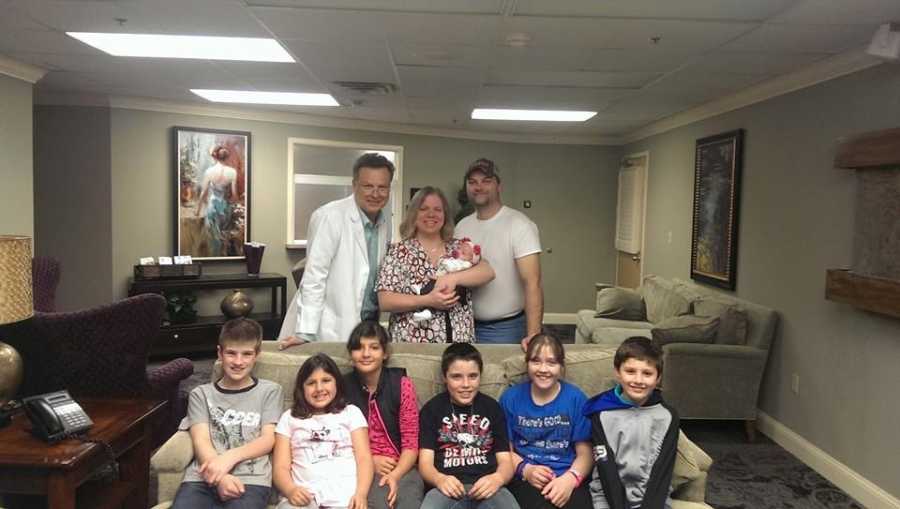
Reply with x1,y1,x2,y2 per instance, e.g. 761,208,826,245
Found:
23,390,93,443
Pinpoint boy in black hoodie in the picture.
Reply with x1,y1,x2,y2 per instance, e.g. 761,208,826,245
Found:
583,337,679,509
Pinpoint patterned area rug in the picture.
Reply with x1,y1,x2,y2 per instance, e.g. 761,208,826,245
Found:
682,421,863,509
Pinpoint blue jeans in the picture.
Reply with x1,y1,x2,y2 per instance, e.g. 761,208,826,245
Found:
171,481,271,509
475,313,526,344
421,486,520,509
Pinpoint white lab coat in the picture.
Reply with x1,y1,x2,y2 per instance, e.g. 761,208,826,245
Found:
278,195,391,342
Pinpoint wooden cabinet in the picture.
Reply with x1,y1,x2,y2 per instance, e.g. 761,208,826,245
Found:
129,273,287,357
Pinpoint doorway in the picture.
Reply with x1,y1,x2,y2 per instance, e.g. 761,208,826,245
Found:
615,152,649,289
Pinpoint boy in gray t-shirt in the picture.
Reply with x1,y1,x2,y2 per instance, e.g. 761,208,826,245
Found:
172,319,283,509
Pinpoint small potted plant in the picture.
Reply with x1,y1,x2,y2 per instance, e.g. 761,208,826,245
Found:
164,290,198,324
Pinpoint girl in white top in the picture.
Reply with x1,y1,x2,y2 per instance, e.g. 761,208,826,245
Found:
273,353,373,509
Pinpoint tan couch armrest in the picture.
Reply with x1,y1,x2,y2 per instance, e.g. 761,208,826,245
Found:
671,501,713,509
679,432,712,472
672,431,713,505
151,430,194,472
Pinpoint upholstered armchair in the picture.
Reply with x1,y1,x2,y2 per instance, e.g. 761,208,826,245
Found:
31,256,60,312
3,294,193,448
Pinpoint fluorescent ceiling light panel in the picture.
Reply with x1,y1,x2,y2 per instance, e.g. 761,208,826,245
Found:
67,32,294,62
191,89,339,106
471,108,596,122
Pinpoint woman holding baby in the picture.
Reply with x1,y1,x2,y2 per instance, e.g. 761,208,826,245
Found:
376,187,494,343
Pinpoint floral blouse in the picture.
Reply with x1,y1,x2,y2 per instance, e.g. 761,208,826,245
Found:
376,237,475,343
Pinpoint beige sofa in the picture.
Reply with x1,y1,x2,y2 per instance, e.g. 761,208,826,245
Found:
151,342,714,509
576,275,778,434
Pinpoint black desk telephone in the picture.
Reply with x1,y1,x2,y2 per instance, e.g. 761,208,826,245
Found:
23,390,93,442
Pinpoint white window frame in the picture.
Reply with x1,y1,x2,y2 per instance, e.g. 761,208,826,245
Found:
286,137,404,248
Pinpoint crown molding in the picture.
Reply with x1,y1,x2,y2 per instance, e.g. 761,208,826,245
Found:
91,95,621,146
623,48,884,144
34,90,112,107
0,55,47,84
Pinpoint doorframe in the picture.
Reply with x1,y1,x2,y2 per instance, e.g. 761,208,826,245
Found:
614,150,650,287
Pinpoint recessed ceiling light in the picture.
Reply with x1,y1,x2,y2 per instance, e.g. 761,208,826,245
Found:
471,108,596,122
191,89,339,106
66,32,294,62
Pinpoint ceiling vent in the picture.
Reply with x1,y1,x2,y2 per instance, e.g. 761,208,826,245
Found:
332,81,397,95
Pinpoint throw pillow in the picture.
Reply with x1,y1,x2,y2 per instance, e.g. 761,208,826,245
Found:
694,299,749,345
640,276,692,323
650,315,720,347
595,287,646,320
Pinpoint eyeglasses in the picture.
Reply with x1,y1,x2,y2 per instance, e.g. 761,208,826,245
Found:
359,184,390,196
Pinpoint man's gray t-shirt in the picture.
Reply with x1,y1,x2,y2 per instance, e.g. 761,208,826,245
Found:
180,378,283,487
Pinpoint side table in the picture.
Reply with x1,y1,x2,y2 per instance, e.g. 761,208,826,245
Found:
0,398,166,509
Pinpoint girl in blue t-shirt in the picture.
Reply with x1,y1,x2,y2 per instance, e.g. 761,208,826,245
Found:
500,334,593,509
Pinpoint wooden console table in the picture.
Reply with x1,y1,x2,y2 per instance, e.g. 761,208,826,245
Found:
0,398,166,509
129,272,287,356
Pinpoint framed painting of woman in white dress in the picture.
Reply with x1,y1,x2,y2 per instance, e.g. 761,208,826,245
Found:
174,126,251,260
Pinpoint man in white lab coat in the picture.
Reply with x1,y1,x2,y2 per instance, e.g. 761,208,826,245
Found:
279,153,394,344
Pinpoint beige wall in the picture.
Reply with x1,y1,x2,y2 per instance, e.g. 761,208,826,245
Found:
33,106,113,310
0,74,33,238
109,107,620,314
625,63,900,499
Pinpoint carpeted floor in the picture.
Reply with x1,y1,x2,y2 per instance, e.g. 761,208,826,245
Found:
158,325,863,509
682,421,862,509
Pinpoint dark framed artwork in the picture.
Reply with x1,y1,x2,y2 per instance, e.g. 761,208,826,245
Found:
174,126,251,260
690,129,744,290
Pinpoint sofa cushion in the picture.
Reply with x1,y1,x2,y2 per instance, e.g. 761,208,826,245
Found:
595,287,645,320
215,351,352,410
578,309,653,333
651,315,719,347
577,310,652,341
388,352,508,402
502,346,618,398
640,276,692,323
591,327,652,346
694,299,749,345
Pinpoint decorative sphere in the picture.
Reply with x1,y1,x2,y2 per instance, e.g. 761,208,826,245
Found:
0,342,23,408
221,290,254,318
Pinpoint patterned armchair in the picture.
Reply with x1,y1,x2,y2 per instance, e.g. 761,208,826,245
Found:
31,256,60,312
4,294,193,448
